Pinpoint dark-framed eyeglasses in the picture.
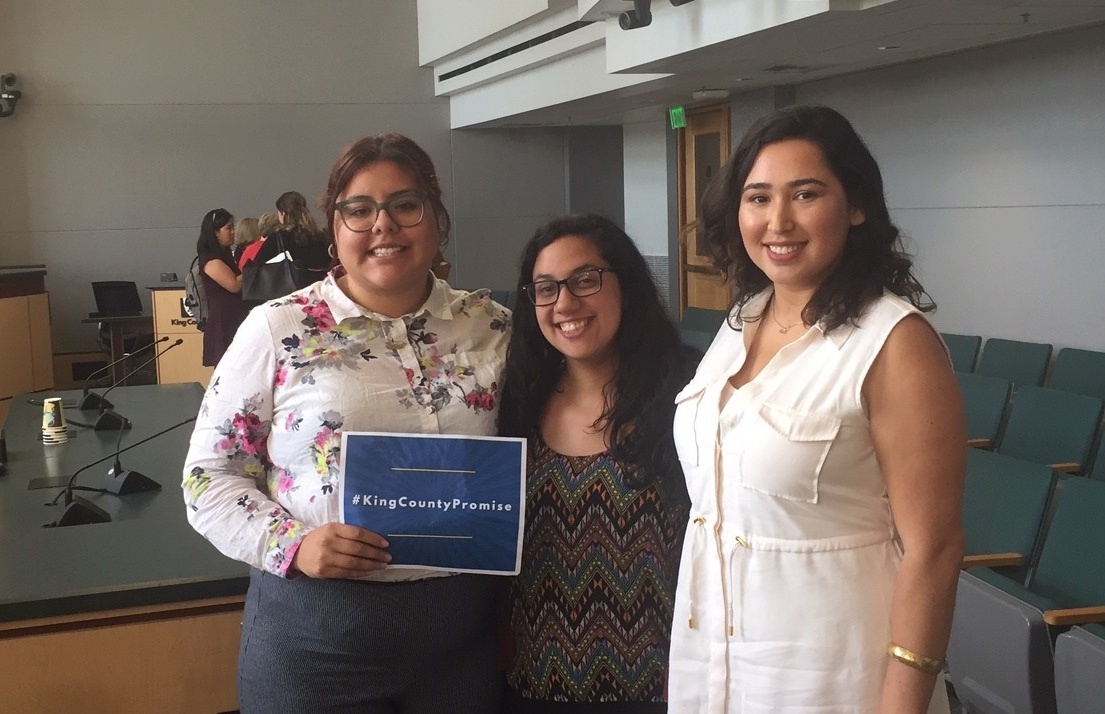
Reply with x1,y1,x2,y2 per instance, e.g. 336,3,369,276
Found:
523,268,616,306
334,191,428,231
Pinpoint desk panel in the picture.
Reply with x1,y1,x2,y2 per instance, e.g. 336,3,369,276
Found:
0,293,54,399
151,288,212,387
0,383,248,710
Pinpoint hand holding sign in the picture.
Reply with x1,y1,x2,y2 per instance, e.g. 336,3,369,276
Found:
339,432,526,575
291,523,392,579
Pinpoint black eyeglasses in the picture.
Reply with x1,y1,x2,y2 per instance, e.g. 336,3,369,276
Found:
334,191,428,231
523,268,615,306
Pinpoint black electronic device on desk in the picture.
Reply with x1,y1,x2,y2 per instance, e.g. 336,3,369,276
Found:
90,280,144,318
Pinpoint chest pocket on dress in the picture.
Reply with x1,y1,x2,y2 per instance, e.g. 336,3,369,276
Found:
727,402,841,503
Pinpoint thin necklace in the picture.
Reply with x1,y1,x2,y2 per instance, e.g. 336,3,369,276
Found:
771,299,804,334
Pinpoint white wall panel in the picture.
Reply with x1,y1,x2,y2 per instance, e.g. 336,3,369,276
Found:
417,0,551,65
449,45,668,127
624,117,670,256
798,23,1105,350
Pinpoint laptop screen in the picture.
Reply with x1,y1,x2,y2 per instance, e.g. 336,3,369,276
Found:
91,281,144,316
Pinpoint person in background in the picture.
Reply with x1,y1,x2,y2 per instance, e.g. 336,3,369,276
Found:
498,214,699,713
183,133,510,713
667,105,964,713
257,211,280,238
232,217,261,266
196,208,249,366
248,190,332,292
238,211,281,271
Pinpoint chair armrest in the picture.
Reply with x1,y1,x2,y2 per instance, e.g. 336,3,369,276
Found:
1051,462,1081,474
1043,605,1105,626
967,438,992,449
961,553,1023,569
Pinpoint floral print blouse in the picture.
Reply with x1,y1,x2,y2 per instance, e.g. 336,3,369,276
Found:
182,271,511,581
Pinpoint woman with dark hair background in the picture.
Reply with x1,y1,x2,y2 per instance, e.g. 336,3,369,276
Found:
196,207,249,366
498,214,699,713
667,105,964,713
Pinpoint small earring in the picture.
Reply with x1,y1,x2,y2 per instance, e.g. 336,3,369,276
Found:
327,244,337,259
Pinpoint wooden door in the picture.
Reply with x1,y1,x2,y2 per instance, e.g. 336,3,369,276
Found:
678,104,731,313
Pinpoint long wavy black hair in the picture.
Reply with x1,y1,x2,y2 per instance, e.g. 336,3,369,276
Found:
699,105,933,331
497,214,699,508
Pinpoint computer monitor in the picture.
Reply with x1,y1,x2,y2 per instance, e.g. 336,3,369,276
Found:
91,281,144,317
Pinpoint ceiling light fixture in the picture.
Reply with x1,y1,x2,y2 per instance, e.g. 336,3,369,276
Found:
692,88,730,101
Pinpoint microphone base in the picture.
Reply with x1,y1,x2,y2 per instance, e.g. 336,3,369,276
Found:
78,392,114,411
56,496,112,527
104,467,161,495
94,410,131,431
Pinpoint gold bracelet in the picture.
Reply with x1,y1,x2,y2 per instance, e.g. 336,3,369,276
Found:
887,643,945,675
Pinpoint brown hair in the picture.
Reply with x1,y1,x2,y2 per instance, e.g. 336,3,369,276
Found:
321,133,451,246
274,191,323,246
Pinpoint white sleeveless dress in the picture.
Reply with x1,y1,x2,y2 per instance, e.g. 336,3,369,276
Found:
668,290,950,714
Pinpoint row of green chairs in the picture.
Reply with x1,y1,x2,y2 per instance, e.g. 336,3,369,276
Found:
680,307,728,352
489,290,517,310
943,332,1105,400
948,476,1105,714
957,374,1105,477
962,449,1056,573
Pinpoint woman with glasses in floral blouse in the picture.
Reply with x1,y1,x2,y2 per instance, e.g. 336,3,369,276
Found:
183,133,511,713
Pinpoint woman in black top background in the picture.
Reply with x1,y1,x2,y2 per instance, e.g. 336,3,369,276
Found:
248,190,332,293
196,207,249,366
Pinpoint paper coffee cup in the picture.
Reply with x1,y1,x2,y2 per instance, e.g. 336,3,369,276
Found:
42,397,70,445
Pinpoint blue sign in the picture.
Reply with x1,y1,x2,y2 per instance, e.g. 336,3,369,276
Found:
339,431,526,575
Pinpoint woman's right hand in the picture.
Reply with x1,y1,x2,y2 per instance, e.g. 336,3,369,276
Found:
290,523,391,579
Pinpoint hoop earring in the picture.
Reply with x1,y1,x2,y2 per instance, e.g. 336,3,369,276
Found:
327,244,337,259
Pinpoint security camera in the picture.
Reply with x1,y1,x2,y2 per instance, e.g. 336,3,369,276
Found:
0,74,16,90
619,0,652,30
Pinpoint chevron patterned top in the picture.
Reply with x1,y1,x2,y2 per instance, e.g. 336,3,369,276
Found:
507,436,681,703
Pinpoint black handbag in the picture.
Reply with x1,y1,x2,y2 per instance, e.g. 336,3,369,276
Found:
241,233,301,303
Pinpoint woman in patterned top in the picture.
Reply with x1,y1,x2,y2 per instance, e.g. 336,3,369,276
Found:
497,214,700,713
182,134,511,713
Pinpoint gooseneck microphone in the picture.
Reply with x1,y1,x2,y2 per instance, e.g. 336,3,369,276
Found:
94,339,184,431
78,336,170,411
48,416,197,527
103,415,163,495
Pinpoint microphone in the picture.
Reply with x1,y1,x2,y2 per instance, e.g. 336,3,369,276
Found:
79,336,170,411
93,339,184,431
103,416,162,495
49,416,196,527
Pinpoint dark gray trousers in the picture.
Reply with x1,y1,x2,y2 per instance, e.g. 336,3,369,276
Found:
239,568,503,713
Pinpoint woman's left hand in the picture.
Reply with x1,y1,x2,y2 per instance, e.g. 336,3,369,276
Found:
291,522,392,579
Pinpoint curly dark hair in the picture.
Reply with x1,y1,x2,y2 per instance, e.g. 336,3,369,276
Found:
497,214,699,512
321,133,451,247
699,104,933,331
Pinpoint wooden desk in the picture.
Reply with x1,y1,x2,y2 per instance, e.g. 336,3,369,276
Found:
0,384,248,713
0,266,54,399
150,286,212,387
79,314,154,385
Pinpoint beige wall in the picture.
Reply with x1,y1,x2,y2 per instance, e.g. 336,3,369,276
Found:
0,1,570,352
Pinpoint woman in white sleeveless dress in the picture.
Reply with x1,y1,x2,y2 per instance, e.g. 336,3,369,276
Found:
668,105,965,714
